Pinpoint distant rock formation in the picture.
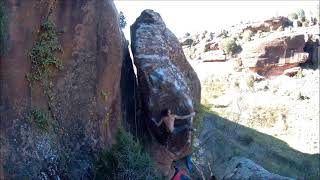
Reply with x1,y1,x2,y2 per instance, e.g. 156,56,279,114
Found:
243,16,292,33
222,157,294,180
239,33,309,77
0,0,128,178
130,9,201,176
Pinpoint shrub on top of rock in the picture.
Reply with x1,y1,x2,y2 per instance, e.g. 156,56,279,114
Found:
220,37,241,55
119,11,127,29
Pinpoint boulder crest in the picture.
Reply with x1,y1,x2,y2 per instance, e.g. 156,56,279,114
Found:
134,9,166,26
131,9,201,176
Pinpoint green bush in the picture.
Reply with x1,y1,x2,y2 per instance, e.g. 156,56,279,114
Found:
95,128,160,180
119,11,127,29
219,29,229,38
220,37,241,55
242,30,253,41
27,108,49,130
288,12,298,20
296,9,306,22
26,19,63,84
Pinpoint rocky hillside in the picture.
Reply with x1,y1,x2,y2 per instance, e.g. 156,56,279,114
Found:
181,12,320,180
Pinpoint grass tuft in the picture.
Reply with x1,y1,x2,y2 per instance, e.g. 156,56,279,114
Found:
95,128,161,180
27,108,49,130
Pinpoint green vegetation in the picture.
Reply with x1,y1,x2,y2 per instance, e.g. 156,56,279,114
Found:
241,30,254,41
296,9,306,22
192,103,213,150
220,37,241,55
202,77,228,101
95,128,160,180
193,103,211,136
294,69,304,78
26,19,63,86
219,29,229,38
246,106,288,128
288,12,298,21
101,90,109,101
27,108,49,130
119,11,127,29
0,1,7,54
246,75,255,90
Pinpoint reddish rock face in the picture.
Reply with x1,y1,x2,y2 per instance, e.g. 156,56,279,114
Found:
239,33,308,77
130,9,201,175
0,0,125,179
244,16,292,33
283,67,302,77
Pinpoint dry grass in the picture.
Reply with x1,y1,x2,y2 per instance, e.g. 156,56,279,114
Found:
246,106,288,128
201,78,228,102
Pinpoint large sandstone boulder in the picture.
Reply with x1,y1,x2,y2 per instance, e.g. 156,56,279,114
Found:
222,157,294,180
130,9,201,176
244,16,292,33
239,33,309,77
0,0,127,179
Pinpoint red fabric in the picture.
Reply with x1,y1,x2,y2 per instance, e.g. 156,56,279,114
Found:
172,169,189,180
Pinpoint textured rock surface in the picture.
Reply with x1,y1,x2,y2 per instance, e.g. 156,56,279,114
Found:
239,33,309,77
244,16,292,33
304,35,320,66
130,9,201,176
283,67,301,77
200,50,226,62
0,0,125,179
120,32,144,137
222,157,294,180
